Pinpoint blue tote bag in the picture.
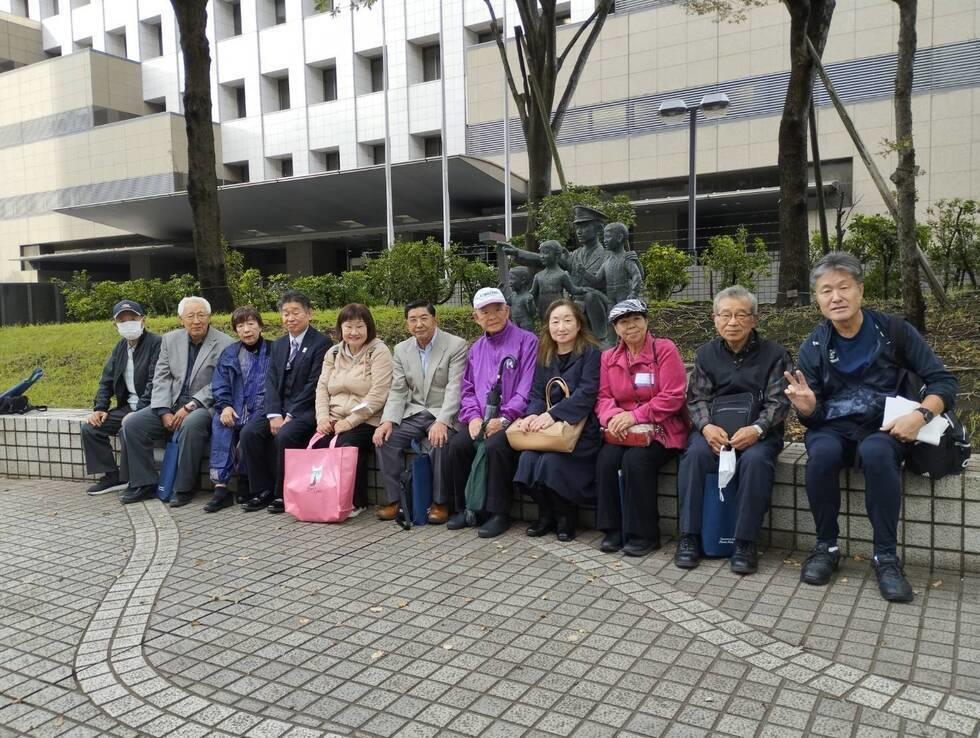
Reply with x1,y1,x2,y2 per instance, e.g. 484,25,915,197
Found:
156,431,180,502
701,471,737,557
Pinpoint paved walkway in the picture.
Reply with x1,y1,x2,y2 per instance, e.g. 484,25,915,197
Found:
2,479,980,737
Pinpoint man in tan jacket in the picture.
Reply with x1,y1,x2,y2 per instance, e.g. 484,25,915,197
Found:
373,301,469,523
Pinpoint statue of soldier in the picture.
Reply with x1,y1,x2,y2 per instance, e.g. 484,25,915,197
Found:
502,205,617,345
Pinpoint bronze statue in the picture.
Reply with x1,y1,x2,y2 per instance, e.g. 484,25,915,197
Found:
530,240,593,318
503,266,536,331
597,222,643,305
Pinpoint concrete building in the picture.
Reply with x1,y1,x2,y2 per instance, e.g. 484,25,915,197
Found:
0,0,978,295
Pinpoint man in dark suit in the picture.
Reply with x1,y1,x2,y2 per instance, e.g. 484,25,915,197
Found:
239,290,331,513
81,300,162,495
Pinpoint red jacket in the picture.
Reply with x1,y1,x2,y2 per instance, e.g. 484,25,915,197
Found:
595,333,690,449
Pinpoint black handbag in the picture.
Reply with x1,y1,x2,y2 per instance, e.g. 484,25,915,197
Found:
889,315,971,480
709,392,759,438
0,395,46,414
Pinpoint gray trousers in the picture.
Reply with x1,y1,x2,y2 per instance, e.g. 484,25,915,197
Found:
119,406,212,493
81,406,131,475
375,412,453,505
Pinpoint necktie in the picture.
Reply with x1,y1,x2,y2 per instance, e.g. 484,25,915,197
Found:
287,338,299,368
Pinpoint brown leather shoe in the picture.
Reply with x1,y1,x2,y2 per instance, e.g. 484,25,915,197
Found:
377,502,400,521
427,503,449,525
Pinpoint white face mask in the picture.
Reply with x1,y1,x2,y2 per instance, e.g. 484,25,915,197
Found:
117,320,144,341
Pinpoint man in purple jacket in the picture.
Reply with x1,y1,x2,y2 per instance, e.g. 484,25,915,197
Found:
444,287,538,538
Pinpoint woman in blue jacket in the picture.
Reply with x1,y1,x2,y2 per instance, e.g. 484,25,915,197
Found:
510,299,601,541
786,252,957,602
205,306,271,512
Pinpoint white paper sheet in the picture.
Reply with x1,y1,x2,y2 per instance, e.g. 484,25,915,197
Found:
883,396,949,446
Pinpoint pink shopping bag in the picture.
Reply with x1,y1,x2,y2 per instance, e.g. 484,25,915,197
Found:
283,433,357,523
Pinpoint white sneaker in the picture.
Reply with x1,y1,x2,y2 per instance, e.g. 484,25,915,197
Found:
348,505,367,518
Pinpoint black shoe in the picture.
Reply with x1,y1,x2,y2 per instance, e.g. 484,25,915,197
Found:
873,554,914,603
478,514,510,538
556,517,576,542
267,498,285,514
730,539,758,575
674,534,701,569
120,484,155,504
86,471,122,496
204,487,234,513
526,517,555,537
800,541,840,586
241,491,273,512
600,531,623,553
170,492,194,508
623,536,659,557
446,511,469,530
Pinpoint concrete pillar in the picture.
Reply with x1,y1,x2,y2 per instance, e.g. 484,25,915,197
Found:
129,251,152,279
286,240,314,276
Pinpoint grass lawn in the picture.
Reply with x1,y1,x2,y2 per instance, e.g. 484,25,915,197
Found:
1,296,976,441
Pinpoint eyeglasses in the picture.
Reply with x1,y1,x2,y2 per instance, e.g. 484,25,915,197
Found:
713,312,754,323
183,312,209,321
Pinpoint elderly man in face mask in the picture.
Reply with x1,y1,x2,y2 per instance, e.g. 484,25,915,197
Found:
80,300,162,495
117,296,234,507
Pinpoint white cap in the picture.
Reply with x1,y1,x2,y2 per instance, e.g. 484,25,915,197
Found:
472,287,507,310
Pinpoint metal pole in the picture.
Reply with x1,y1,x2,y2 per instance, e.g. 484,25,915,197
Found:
439,0,450,253
381,0,395,249
688,108,697,256
809,94,830,253
502,0,512,240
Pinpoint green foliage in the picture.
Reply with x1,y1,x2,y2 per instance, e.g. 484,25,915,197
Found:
53,270,201,322
838,214,930,299
365,238,452,305
700,226,771,292
926,198,980,292
447,249,498,304
224,241,272,311
529,184,636,247
639,243,691,301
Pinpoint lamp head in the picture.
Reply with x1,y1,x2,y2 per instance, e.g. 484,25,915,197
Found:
658,98,689,122
699,92,730,119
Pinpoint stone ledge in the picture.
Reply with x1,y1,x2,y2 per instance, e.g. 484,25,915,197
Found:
2,408,978,572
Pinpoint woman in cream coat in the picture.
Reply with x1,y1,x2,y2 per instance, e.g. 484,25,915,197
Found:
313,304,393,512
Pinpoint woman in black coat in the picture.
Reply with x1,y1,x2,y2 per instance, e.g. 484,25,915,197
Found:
510,299,602,541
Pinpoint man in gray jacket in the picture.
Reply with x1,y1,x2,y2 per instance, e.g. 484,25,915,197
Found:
373,301,468,523
118,296,234,507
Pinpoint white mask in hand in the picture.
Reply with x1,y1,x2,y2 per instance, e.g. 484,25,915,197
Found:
718,446,737,500
116,320,144,341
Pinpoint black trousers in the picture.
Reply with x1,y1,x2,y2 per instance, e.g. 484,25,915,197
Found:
443,429,520,516
238,415,316,499
677,430,784,543
311,424,376,509
80,406,131,475
804,427,908,556
596,441,676,540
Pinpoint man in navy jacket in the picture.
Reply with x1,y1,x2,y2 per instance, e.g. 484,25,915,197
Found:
786,253,957,602
239,291,331,513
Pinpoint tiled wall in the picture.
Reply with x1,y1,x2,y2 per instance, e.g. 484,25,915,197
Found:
2,409,978,572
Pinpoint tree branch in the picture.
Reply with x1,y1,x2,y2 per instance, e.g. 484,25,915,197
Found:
552,0,612,133
557,4,602,72
482,0,528,127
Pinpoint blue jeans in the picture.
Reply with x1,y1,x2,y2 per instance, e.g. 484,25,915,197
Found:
804,427,909,556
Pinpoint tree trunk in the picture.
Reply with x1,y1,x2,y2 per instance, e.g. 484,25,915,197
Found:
891,0,924,330
524,113,553,252
171,0,233,312
776,0,835,307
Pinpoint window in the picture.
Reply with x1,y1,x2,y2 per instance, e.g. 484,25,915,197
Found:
280,157,293,177
477,30,494,44
141,18,163,58
424,135,442,157
227,162,249,183
277,77,290,110
235,86,247,118
322,66,337,101
421,44,440,82
232,1,243,35
274,0,286,24
372,144,385,165
324,150,340,171
106,28,127,58
145,98,166,113
555,8,571,25
370,56,384,92
315,0,334,11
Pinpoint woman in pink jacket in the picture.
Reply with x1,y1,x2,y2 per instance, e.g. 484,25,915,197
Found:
595,299,689,556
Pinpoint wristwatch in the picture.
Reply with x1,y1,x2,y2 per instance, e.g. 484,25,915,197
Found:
752,424,764,438
915,407,935,423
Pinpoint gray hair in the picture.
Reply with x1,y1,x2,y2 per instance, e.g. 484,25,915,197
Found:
809,251,864,288
177,296,212,317
713,285,758,315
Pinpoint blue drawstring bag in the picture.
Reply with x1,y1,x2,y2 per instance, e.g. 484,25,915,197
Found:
156,431,180,502
701,472,737,557
410,440,433,526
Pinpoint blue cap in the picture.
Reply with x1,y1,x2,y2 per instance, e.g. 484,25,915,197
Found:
112,300,144,319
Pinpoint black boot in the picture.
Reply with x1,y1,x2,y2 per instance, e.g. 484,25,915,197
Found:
551,491,576,542
526,486,555,537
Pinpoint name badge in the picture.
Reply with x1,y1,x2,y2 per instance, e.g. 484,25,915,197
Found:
634,372,653,387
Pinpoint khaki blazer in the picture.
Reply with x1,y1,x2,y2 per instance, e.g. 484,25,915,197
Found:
150,327,234,412
381,329,468,428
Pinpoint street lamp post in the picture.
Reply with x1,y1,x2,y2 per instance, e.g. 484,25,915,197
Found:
658,92,730,256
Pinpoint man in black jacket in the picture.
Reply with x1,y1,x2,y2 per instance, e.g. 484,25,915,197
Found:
81,300,162,495
239,291,331,513
675,286,793,575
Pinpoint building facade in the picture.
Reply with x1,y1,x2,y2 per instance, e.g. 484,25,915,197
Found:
0,0,978,294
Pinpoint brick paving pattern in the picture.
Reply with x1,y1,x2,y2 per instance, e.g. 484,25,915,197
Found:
2,478,979,737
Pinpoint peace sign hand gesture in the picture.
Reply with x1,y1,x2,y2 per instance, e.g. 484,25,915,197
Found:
783,370,817,417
